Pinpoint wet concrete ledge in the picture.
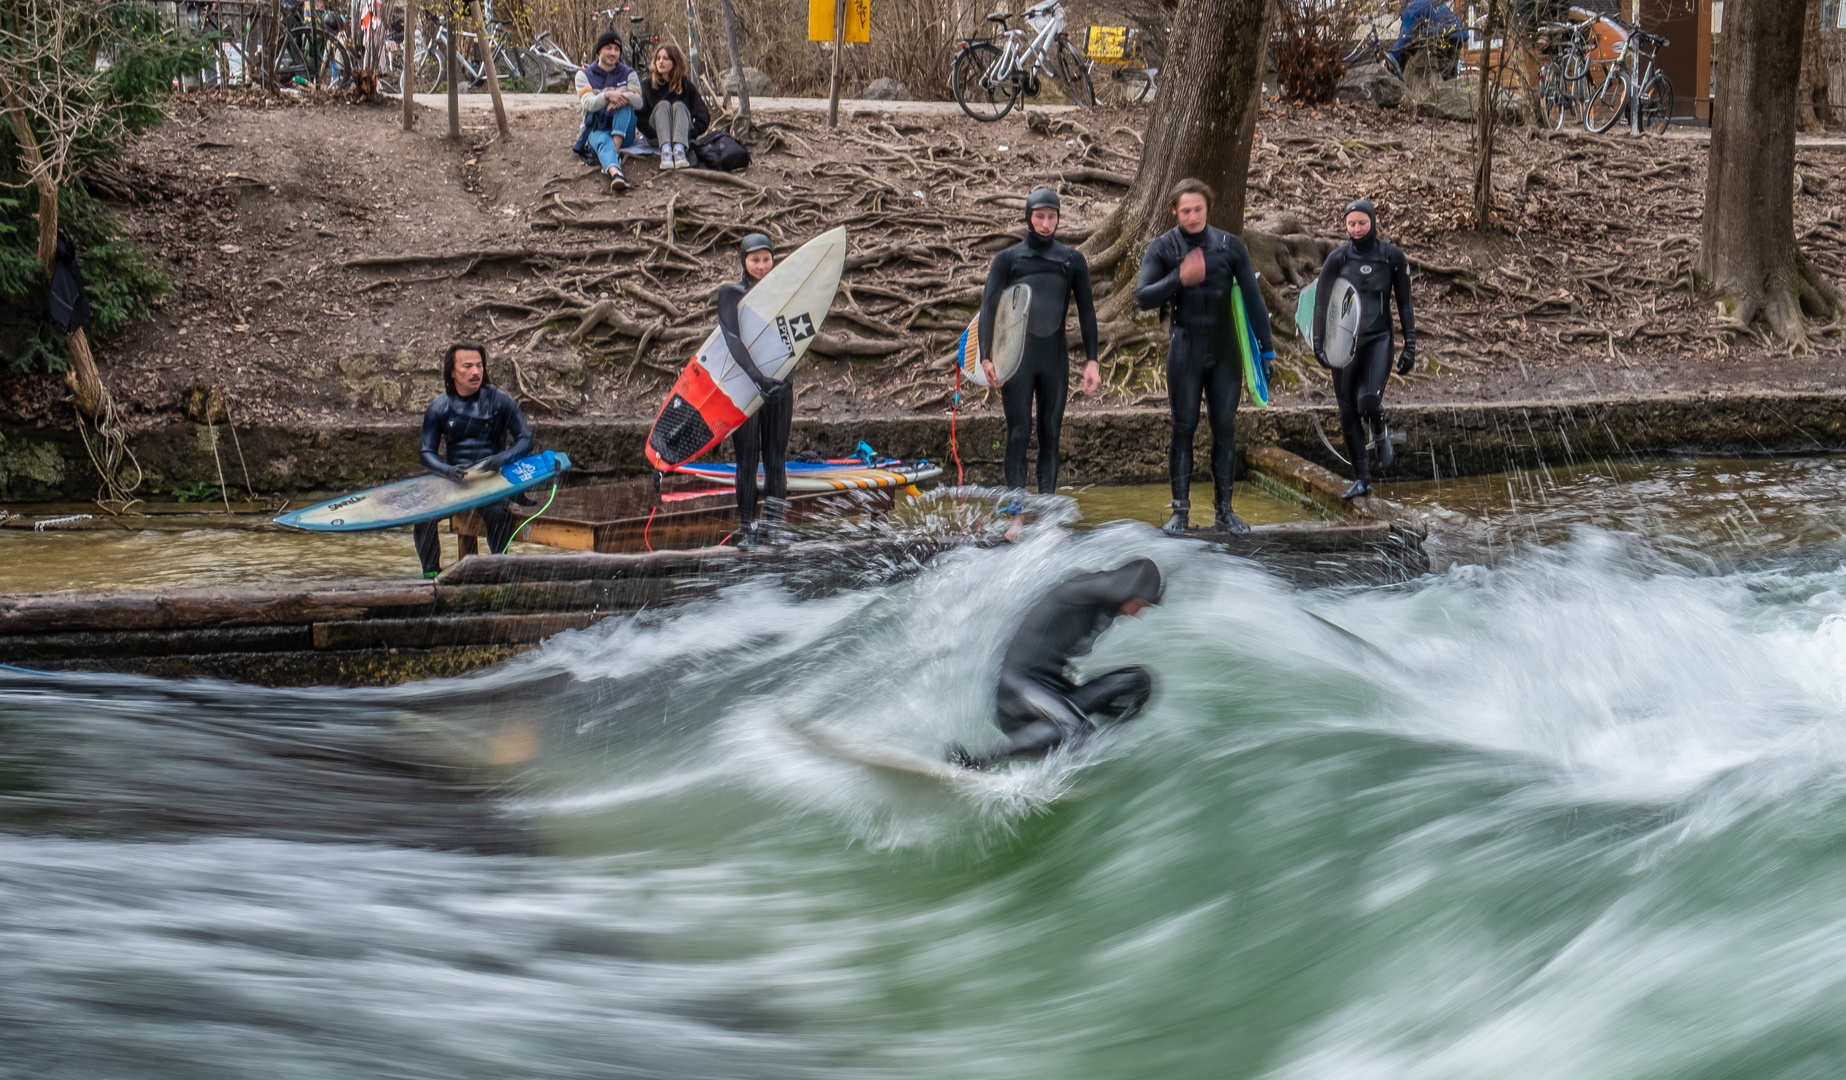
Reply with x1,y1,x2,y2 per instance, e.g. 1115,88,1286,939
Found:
6,390,1840,502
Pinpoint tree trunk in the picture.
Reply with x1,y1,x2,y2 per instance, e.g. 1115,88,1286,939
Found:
1471,0,1504,229
720,0,750,130
402,0,418,130
1797,0,1834,131
446,8,461,140
1080,0,1272,297
1699,0,1841,342
470,0,510,139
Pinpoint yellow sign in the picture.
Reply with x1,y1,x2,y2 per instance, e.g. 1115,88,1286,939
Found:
809,0,870,43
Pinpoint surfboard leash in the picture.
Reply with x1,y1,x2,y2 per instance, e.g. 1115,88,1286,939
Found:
950,364,965,487
501,481,559,554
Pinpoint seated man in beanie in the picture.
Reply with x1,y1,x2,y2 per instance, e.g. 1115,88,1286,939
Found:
572,30,644,191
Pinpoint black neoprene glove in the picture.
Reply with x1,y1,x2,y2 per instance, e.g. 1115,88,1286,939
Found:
440,464,469,483
1396,345,1416,375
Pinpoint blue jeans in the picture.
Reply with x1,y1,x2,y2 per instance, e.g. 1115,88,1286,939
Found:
578,105,637,170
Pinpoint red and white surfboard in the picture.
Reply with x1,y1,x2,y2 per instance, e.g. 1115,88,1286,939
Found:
645,227,847,470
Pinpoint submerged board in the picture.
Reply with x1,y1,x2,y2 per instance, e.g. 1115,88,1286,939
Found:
1233,280,1269,408
783,716,1003,787
955,282,1032,388
1296,278,1362,369
275,451,572,532
675,459,944,493
645,227,847,470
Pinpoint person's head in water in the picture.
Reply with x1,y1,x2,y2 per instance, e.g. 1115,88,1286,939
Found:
1026,187,1060,242
593,30,623,70
740,233,775,282
1344,198,1378,245
443,341,490,396
1114,557,1164,616
1168,177,1214,235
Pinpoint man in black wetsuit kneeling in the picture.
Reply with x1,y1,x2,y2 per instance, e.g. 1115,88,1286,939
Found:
416,341,534,578
949,558,1162,769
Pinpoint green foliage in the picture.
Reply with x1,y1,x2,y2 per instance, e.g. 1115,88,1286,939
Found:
170,481,222,503
0,1,216,373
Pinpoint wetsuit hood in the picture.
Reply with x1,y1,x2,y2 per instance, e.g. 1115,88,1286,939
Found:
1025,187,1060,250
1107,557,1165,606
1344,198,1380,253
739,232,774,287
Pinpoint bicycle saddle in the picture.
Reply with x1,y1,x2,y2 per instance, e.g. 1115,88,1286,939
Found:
986,10,1012,23
629,14,644,22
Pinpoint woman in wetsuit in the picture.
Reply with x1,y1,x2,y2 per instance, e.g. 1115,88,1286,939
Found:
948,558,1162,769
721,233,792,546
1135,178,1276,536
416,341,533,578
976,187,1100,504
1311,198,1415,500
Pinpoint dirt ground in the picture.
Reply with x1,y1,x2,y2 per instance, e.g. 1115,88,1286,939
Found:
5,89,1844,438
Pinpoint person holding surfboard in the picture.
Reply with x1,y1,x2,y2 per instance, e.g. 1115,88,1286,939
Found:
976,187,1099,515
722,233,795,546
1135,179,1277,536
414,342,534,577
1311,198,1416,501
948,558,1162,770
573,31,644,192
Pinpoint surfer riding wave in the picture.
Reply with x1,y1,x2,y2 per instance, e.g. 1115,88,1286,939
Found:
950,558,1163,769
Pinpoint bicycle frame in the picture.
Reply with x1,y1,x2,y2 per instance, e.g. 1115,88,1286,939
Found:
984,4,1065,88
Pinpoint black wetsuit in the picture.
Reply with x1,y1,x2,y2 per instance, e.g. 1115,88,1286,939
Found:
1135,226,1275,510
415,385,533,573
1313,234,1414,482
977,233,1098,494
719,271,791,526
965,559,1161,767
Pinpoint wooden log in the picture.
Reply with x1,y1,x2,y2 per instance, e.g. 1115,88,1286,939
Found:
312,612,607,650
433,578,685,614
0,625,314,661
0,584,435,635
434,535,975,584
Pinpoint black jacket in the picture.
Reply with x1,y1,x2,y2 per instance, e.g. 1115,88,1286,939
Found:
1134,225,1274,362
636,76,711,142
1001,559,1163,690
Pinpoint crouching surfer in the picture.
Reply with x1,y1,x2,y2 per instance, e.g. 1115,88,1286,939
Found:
723,233,794,547
415,341,533,578
949,558,1163,768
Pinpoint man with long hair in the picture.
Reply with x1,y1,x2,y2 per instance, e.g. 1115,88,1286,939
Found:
415,342,533,577
1135,178,1275,535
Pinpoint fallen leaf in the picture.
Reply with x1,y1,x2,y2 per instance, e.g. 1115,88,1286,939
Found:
219,244,242,254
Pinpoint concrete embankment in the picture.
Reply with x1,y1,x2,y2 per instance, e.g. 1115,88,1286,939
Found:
5,392,1843,502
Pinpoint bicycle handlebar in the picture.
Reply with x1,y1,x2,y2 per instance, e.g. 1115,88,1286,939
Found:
591,7,632,16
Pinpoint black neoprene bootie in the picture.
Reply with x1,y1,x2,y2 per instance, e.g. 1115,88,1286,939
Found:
1215,508,1251,535
765,497,792,547
734,521,760,549
1162,499,1190,534
1342,479,1372,501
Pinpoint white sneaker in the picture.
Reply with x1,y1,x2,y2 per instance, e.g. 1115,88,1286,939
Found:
660,145,679,170
675,145,693,169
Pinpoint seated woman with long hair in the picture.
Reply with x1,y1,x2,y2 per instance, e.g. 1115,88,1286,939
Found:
638,43,711,171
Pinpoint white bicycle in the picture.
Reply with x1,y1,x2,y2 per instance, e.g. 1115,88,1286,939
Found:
952,1,1095,121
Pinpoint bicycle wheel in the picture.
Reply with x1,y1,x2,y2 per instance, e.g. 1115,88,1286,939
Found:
1638,73,1673,134
954,42,1017,122
1584,68,1628,133
1128,33,1160,102
1538,65,1567,130
1051,39,1096,107
413,38,446,93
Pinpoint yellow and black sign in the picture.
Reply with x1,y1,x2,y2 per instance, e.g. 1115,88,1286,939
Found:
810,0,870,42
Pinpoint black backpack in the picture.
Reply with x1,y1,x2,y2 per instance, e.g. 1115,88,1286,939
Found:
47,231,93,335
692,131,751,172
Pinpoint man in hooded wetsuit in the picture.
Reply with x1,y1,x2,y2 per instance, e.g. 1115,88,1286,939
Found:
976,187,1099,512
415,341,534,578
1135,178,1276,536
949,558,1162,769
721,232,793,547
1311,198,1415,501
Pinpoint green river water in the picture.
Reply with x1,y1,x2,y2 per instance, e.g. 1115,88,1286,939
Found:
6,459,1846,1077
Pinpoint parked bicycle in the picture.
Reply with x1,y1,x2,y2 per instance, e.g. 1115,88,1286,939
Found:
1079,23,1160,103
1535,16,1597,130
952,1,1094,122
1584,24,1672,135
410,5,539,94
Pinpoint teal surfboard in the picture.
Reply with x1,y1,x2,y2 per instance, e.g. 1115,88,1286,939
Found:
275,451,571,532
1233,281,1269,408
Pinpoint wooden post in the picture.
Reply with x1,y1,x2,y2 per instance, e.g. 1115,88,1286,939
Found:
445,3,460,139
827,0,846,126
720,0,750,128
470,0,511,139
401,0,418,130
